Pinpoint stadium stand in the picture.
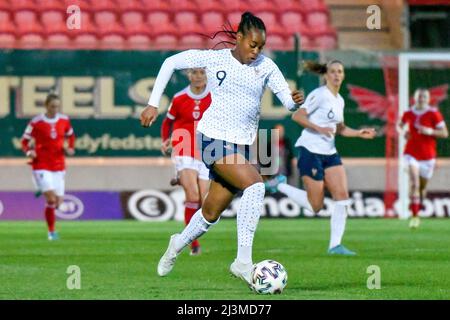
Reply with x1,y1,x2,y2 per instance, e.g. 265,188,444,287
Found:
325,0,404,50
0,0,338,50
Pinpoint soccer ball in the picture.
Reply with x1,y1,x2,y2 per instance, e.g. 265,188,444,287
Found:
251,260,288,294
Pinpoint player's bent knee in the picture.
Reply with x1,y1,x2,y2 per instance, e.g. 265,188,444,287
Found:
46,197,57,207
201,209,221,223
241,176,264,190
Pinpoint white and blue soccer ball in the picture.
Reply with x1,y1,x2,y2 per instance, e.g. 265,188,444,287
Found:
251,260,288,294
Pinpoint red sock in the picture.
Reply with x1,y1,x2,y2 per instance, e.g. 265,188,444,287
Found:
45,204,56,232
185,201,200,248
410,196,420,217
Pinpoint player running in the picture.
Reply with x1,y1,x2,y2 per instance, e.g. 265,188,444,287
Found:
160,68,212,255
21,93,75,240
140,12,304,286
398,88,448,228
265,60,376,255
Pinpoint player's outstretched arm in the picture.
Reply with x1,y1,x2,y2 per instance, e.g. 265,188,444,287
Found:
267,63,304,111
417,124,448,138
141,50,205,128
140,105,159,127
292,108,335,138
291,90,305,106
337,123,376,139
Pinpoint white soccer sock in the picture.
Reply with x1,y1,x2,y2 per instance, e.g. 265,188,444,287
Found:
237,182,265,265
175,209,218,253
277,183,314,212
329,199,351,249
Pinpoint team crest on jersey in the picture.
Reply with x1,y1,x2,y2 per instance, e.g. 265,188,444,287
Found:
50,125,57,139
193,104,200,119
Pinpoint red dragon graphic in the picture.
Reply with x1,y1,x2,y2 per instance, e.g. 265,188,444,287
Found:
347,84,449,121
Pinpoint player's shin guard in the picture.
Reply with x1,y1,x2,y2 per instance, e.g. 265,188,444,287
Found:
185,201,201,248
45,203,56,232
277,183,314,212
176,209,218,253
237,182,265,264
329,199,351,249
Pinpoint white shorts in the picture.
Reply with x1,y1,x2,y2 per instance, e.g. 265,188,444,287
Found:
404,155,436,179
173,156,209,180
32,170,66,196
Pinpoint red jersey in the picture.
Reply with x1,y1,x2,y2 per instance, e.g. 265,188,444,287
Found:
401,106,445,160
161,86,211,158
21,113,75,171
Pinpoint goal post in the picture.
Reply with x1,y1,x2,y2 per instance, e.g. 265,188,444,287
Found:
398,52,450,219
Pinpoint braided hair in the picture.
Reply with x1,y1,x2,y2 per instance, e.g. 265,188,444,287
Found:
207,11,266,49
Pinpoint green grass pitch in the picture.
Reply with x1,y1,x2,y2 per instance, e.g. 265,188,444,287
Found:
0,219,449,300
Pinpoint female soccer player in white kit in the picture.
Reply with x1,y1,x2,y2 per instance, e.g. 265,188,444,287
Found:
140,12,304,286
267,61,376,255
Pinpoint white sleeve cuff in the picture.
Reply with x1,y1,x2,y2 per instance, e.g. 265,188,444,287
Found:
436,121,445,129
275,89,298,111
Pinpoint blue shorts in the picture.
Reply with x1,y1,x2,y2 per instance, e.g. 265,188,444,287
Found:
297,146,342,181
196,132,250,193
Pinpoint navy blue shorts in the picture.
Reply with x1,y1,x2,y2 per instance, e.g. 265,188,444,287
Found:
297,146,342,181
196,132,250,193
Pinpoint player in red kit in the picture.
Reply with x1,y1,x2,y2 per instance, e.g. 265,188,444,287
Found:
21,93,76,240
399,88,448,228
160,68,211,255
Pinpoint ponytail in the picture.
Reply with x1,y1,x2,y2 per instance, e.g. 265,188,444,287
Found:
303,59,344,75
303,61,327,74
